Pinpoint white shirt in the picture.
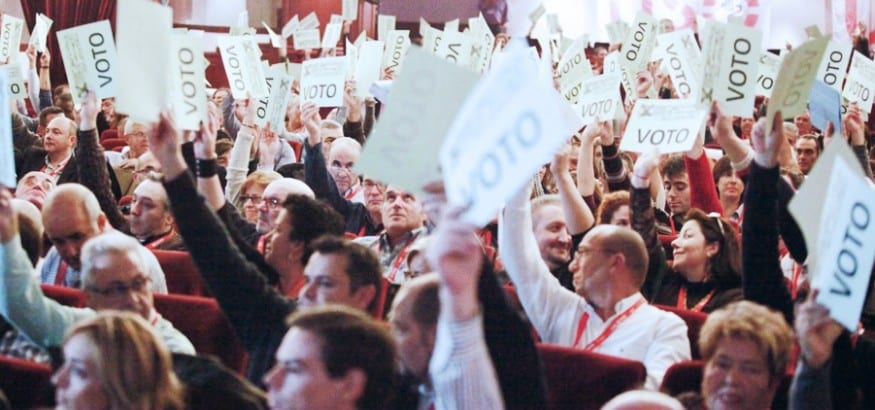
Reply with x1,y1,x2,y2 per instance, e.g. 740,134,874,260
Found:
499,187,691,389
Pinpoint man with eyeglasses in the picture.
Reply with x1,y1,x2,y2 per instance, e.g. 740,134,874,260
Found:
0,190,194,355
499,184,690,389
304,123,384,237
327,137,364,204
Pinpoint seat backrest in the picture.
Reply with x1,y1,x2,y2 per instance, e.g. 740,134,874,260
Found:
0,355,53,409
100,137,128,151
653,304,708,359
538,343,646,410
153,293,247,374
151,250,210,297
100,128,119,141
41,284,87,307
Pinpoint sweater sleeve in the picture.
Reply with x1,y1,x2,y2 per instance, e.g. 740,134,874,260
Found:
163,171,294,351
741,162,793,323
686,153,723,215
76,129,128,232
303,141,352,217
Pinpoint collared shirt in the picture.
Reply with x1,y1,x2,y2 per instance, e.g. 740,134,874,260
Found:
41,153,72,182
40,247,81,288
499,188,691,389
355,227,427,285
342,182,365,204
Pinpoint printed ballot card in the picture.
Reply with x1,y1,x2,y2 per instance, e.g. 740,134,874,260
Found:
814,158,875,331
620,99,708,154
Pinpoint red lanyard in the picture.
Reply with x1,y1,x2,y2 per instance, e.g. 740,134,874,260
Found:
144,229,175,250
573,298,646,350
790,263,804,300
343,184,362,201
54,260,68,286
377,235,416,282
676,286,716,312
256,234,267,254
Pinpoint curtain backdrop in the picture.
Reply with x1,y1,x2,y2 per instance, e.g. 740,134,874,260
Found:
19,0,117,87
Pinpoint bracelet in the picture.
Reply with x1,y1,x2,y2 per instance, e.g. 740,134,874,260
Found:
40,66,49,69
196,158,218,178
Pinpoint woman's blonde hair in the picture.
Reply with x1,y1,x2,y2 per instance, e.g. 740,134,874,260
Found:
64,312,185,410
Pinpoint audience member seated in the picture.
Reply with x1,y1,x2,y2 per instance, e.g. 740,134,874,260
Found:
263,306,397,409
53,312,185,410
500,182,690,389
0,191,194,354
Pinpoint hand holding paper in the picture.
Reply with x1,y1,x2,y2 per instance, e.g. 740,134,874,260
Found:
147,110,186,180
78,90,100,132
631,150,661,189
750,110,784,169
795,289,843,369
845,102,866,145
193,106,219,160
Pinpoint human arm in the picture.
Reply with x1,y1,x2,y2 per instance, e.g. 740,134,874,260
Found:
148,110,295,350
341,81,367,145
25,45,40,113
708,101,754,168
221,92,243,140
38,49,52,99
685,137,723,215
551,144,594,234
194,104,227,211
630,152,671,300
742,113,794,323
598,121,630,192
0,189,93,348
76,91,128,232
577,124,599,198
789,290,843,410
498,184,585,343
844,102,873,179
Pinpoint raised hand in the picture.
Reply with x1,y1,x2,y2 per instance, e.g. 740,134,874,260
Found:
301,101,322,146
344,80,363,122
193,104,220,160
426,206,482,321
751,110,784,169
147,109,187,179
550,143,572,177
795,290,843,369
631,149,660,189
78,90,100,131
844,102,866,146
707,101,737,145
0,188,17,244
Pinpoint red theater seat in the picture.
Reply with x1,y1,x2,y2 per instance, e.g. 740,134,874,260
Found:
151,250,210,297
100,137,127,151
654,304,708,359
100,128,118,141
538,343,646,410
154,293,247,374
0,355,53,409
41,284,87,307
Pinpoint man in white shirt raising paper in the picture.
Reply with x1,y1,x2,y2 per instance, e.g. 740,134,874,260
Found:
499,184,690,389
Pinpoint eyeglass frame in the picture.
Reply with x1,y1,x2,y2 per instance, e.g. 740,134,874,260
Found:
86,275,152,298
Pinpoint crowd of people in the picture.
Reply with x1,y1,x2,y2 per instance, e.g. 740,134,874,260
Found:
2,5,875,410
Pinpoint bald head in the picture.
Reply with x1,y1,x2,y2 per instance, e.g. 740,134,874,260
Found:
601,390,684,410
42,184,107,270
390,273,440,380
585,224,649,287
257,178,316,233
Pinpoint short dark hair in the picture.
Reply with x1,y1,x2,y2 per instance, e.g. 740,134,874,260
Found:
283,195,345,265
311,236,383,312
38,106,65,128
660,154,687,179
285,306,397,410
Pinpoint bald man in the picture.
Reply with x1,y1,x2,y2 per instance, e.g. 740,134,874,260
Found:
15,171,55,210
326,137,364,204
39,184,167,292
256,178,315,234
129,178,185,250
15,116,78,184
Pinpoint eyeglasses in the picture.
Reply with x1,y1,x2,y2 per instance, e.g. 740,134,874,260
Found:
87,276,152,297
256,197,283,209
240,194,263,204
329,163,354,173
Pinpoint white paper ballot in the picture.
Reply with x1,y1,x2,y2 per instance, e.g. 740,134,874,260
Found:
620,99,708,154
217,36,269,99
354,41,384,98
658,29,702,100
293,29,320,50
379,15,396,42
1,65,25,101
711,23,762,116
756,52,782,98
577,74,621,125
116,0,173,123
436,30,472,68
343,0,358,21
440,43,584,226
768,36,829,127
29,13,54,53
56,20,119,104
382,30,410,74
814,158,875,331
299,12,320,30
357,48,479,196
300,57,346,107
843,51,875,113
281,15,299,39
468,14,495,74
0,14,23,64
262,22,284,48
816,41,852,93
322,23,343,50
171,32,207,131
557,34,593,103
254,66,293,133
0,70,12,187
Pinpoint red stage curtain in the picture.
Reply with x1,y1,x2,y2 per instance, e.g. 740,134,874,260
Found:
19,0,117,87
